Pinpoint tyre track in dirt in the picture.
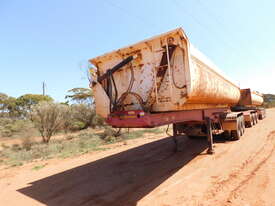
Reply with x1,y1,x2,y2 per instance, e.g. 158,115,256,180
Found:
226,132,275,205
202,130,275,206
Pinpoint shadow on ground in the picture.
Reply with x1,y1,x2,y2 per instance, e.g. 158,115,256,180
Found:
18,135,226,206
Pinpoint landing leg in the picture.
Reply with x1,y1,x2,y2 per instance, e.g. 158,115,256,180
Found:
206,117,215,154
172,124,179,152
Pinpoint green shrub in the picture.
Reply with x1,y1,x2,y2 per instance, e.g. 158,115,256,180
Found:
32,164,46,170
69,120,86,131
100,127,124,143
1,143,9,149
11,144,21,152
61,104,105,132
70,104,96,129
65,135,75,141
0,118,36,138
122,128,163,140
0,126,164,167
92,115,106,127
21,137,33,151
30,102,70,143
263,93,275,108
0,129,12,137
0,131,104,166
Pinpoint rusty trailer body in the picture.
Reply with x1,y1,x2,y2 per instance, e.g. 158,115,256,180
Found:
90,28,240,118
90,28,265,154
239,89,264,106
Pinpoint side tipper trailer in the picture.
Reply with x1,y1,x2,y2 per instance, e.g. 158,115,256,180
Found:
90,28,265,154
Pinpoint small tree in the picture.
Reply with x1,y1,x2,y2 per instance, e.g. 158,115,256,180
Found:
30,102,69,143
0,93,19,118
17,94,53,117
65,88,94,105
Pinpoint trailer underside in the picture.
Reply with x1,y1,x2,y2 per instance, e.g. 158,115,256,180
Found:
106,108,229,128
106,107,265,154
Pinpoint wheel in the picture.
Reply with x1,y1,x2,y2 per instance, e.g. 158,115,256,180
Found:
223,130,231,139
239,119,243,136
246,120,252,128
254,113,258,124
231,118,241,140
253,113,257,124
241,116,245,135
231,130,240,140
251,114,255,126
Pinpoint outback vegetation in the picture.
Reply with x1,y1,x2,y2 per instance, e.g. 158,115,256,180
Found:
0,88,273,167
263,93,275,108
0,88,164,167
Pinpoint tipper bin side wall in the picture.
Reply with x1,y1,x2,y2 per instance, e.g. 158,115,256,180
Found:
186,55,241,106
251,92,264,106
239,89,264,106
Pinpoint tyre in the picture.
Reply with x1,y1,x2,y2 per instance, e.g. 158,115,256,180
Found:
251,114,255,126
231,130,240,140
254,113,258,124
246,121,252,128
223,130,230,139
238,119,243,136
231,117,242,140
241,116,245,135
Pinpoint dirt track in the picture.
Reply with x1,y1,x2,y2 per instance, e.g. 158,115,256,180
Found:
0,109,275,206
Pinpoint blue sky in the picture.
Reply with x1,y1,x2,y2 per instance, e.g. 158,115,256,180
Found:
1,0,275,101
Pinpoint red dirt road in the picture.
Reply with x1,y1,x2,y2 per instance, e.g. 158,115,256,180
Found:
0,109,275,206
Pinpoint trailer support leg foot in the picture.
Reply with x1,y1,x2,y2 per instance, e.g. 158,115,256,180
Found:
206,117,215,155
206,148,215,154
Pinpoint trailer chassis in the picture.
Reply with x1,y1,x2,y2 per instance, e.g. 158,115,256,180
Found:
106,107,255,154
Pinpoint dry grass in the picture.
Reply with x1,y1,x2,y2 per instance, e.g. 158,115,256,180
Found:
0,127,165,167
